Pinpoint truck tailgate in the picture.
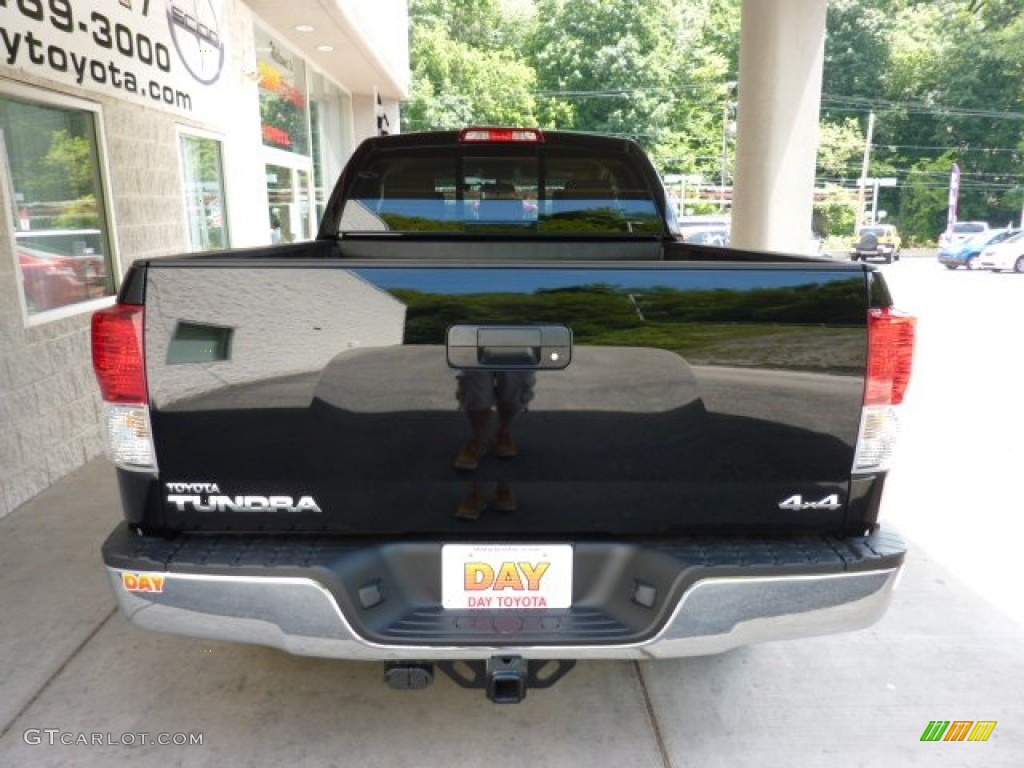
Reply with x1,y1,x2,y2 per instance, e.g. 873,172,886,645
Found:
142,260,870,536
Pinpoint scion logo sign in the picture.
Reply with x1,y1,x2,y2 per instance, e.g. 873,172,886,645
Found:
166,0,223,84
165,482,323,513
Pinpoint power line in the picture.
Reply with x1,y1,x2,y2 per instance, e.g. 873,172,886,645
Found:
821,93,1024,121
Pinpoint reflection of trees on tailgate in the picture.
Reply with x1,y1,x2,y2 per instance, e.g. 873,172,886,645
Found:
392,278,866,372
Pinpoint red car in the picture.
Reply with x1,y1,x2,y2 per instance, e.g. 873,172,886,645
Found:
18,246,107,312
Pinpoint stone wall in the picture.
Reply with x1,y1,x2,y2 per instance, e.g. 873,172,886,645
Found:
0,73,191,519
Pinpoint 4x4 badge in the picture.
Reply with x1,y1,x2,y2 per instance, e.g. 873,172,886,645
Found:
778,494,842,511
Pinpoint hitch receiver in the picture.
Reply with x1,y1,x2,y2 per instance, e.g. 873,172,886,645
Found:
435,657,577,703
487,656,528,703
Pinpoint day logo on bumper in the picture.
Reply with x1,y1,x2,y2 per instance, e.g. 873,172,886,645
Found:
122,573,165,593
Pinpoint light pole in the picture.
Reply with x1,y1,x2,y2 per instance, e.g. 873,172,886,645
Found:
855,111,876,230
720,82,737,212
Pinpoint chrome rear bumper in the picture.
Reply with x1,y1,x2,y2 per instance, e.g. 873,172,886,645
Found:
106,565,900,661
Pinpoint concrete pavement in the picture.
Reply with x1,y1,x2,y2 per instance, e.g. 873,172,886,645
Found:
1,457,1022,767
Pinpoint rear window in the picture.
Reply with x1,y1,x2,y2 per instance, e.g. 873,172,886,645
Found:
953,222,986,234
337,146,664,237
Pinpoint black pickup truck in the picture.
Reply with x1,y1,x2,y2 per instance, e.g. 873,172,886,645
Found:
93,128,914,702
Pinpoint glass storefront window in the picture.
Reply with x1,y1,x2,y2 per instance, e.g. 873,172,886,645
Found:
266,164,315,243
309,72,354,224
255,27,310,156
1,94,116,318
296,169,312,241
179,133,229,251
267,164,294,243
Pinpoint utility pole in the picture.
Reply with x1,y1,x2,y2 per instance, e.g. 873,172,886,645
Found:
721,100,729,211
856,111,876,229
720,82,737,212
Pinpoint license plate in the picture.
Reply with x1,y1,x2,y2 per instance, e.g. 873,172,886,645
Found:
441,544,573,610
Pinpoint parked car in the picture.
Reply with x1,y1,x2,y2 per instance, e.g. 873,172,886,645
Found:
850,224,901,263
978,230,1024,272
938,228,1020,270
18,245,107,312
678,214,730,230
937,221,989,251
680,225,729,246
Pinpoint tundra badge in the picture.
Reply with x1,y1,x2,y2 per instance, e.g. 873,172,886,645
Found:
165,482,323,513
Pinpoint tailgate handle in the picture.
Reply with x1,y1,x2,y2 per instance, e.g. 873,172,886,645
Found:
447,324,572,370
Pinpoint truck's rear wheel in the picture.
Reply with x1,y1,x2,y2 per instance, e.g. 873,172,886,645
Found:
1015,256,1024,273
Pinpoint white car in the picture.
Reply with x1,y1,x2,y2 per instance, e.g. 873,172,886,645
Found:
978,231,1024,272
680,225,729,246
938,221,989,251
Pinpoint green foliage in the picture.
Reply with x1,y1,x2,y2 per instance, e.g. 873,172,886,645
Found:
404,0,733,179
898,154,957,242
530,0,730,177
51,195,100,229
814,198,859,237
817,119,866,182
38,130,95,201
404,0,1024,243
392,278,867,372
824,0,1024,241
403,0,554,130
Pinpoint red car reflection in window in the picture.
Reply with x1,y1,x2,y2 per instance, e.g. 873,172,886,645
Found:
18,246,107,313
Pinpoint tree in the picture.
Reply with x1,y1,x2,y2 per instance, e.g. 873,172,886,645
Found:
817,118,865,182
898,153,957,243
39,130,95,201
403,0,559,131
400,0,1024,240
530,0,731,175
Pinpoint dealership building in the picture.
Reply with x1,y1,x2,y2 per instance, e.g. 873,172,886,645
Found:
0,0,410,517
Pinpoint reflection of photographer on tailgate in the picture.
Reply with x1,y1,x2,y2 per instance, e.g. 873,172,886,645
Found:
452,370,535,521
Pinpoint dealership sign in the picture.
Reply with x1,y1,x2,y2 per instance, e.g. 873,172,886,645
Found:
0,0,227,118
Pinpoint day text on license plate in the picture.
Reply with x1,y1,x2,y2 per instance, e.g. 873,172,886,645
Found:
441,544,573,610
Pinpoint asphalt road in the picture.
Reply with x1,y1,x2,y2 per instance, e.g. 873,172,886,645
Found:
0,250,1022,767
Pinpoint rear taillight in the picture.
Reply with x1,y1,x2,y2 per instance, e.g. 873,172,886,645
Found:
854,307,916,473
92,304,147,403
865,308,915,406
91,304,156,471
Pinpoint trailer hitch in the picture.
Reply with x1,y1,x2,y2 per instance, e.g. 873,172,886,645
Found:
435,656,576,703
